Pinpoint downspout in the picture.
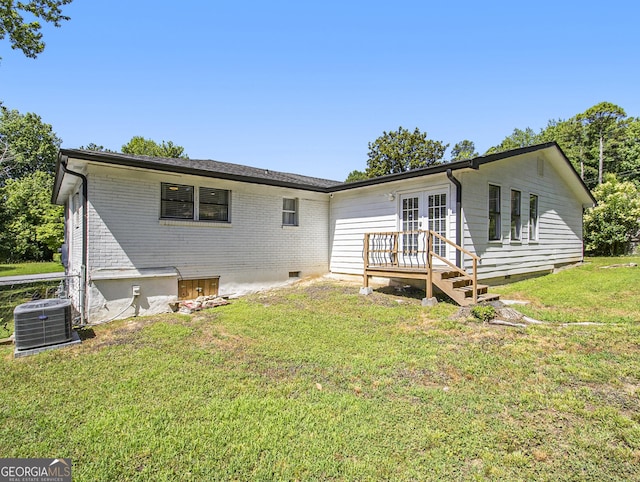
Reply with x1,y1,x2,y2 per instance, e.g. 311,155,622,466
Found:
60,156,88,326
446,169,462,268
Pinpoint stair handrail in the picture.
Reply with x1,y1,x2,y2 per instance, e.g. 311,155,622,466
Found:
429,230,479,304
364,230,481,304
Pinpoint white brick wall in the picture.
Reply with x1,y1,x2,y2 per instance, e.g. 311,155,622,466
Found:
83,164,330,319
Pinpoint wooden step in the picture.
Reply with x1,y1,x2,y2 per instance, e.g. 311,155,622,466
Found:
454,284,490,297
477,293,500,303
442,276,472,288
436,270,462,280
457,293,501,306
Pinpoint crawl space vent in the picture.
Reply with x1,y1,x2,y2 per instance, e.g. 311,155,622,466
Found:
13,299,72,350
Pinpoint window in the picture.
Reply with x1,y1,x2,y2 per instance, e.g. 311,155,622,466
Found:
199,187,229,222
428,193,447,257
161,183,193,219
282,198,298,226
511,190,521,241
401,196,420,254
488,184,501,241
161,183,229,222
529,194,539,241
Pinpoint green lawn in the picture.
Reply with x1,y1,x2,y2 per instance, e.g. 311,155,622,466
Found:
492,256,640,323
0,261,639,480
0,261,63,277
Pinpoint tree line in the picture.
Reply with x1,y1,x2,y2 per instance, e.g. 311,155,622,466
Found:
345,102,640,256
0,105,188,262
0,101,638,263
348,102,639,190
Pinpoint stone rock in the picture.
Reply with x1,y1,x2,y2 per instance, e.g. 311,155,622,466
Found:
175,296,230,314
421,297,438,307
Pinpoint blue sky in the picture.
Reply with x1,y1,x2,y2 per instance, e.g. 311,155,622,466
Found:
1,1,638,181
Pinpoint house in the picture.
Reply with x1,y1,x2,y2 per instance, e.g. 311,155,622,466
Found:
52,142,595,323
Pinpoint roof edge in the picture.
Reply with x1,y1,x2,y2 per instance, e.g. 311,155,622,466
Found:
328,142,595,205
57,148,337,193
329,158,475,192
55,143,596,204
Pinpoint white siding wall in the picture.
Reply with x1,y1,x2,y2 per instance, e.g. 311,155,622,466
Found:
460,153,585,280
62,185,84,320
84,164,329,320
329,173,456,275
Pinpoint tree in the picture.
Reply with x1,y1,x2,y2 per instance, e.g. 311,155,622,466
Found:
0,108,61,180
450,139,478,161
541,117,590,180
486,127,541,154
0,106,64,261
0,0,73,59
617,117,640,184
583,174,640,256
365,127,448,178
345,169,367,183
0,170,64,261
577,102,626,185
78,143,112,152
121,136,188,159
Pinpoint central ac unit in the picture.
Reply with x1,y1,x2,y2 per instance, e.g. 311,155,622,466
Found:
13,299,72,351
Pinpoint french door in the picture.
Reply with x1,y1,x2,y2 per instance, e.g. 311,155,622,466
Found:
399,190,448,263
427,192,447,258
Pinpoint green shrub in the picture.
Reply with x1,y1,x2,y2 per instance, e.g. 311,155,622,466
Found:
471,304,496,322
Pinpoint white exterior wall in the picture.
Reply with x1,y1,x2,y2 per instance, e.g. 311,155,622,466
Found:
460,152,585,280
61,183,84,322
84,164,330,321
329,173,456,275
329,153,587,283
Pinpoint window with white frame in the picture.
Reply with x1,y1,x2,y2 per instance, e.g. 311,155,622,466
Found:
161,183,230,222
511,189,522,241
282,198,298,226
488,184,501,241
529,194,539,241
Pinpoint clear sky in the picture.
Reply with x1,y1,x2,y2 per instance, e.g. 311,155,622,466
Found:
1,1,638,181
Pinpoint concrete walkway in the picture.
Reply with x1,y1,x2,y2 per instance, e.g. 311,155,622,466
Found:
0,272,66,286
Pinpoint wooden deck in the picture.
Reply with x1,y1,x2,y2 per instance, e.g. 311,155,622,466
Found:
363,231,499,306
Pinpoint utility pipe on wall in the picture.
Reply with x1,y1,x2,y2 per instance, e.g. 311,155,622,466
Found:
446,169,462,268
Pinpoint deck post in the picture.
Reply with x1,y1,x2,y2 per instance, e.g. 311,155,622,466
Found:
392,232,398,267
363,233,370,288
472,258,478,304
426,231,433,299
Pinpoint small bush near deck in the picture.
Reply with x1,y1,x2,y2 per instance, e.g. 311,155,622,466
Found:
471,304,496,322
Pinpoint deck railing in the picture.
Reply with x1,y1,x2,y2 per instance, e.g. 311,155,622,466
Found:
363,230,481,303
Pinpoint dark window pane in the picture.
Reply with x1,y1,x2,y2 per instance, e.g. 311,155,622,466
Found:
489,185,501,240
161,183,194,219
199,187,230,222
511,190,521,240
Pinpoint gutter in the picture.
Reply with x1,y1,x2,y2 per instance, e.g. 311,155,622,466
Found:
59,155,88,326
446,169,463,268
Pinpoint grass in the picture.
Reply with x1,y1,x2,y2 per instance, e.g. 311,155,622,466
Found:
0,261,63,277
0,262,639,480
492,256,640,323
